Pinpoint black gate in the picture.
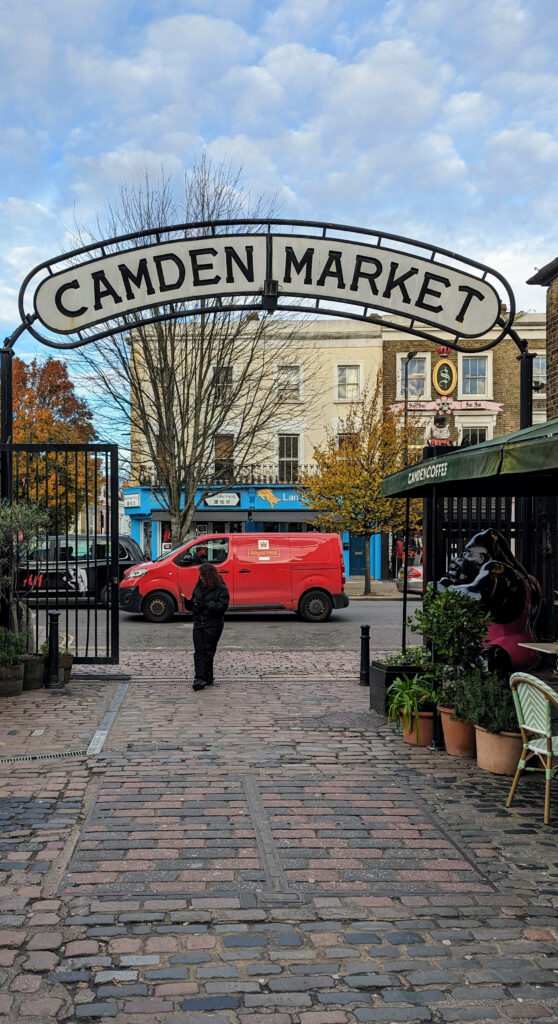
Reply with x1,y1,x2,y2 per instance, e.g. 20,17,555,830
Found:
2,442,119,663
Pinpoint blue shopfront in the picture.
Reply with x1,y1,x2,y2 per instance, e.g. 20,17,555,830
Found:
123,484,383,580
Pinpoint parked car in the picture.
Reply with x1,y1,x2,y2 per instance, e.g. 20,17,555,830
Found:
19,534,144,605
396,558,424,595
119,532,350,623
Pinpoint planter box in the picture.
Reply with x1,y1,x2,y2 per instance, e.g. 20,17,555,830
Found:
369,661,419,714
0,663,24,697
59,654,74,684
23,655,46,691
369,661,433,715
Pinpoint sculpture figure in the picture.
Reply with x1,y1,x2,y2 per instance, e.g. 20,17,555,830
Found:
439,529,541,672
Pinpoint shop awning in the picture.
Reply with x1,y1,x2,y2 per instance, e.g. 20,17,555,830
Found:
380,418,558,499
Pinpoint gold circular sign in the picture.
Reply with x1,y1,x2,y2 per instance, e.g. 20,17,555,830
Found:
433,359,457,396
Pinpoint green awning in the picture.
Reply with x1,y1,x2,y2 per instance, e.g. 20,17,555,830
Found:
381,418,558,499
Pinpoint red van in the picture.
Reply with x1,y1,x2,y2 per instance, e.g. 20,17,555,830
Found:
119,532,349,623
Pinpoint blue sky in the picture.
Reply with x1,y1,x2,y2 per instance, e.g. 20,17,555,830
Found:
1,0,558,358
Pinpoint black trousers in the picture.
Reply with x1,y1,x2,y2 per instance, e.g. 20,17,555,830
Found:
193,617,224,683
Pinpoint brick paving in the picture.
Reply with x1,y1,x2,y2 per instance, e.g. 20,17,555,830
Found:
0,650,557,1023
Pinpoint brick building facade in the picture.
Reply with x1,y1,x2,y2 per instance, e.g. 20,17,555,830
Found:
528,260,558,419
381,313,546,450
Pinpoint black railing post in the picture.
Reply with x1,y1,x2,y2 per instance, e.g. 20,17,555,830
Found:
428,704,443,752
45,610,62,689
360,624,370,685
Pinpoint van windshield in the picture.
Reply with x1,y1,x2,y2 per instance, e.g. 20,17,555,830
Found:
155,544,188,562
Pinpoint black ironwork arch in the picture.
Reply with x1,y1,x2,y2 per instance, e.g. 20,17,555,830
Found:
17,218,516,353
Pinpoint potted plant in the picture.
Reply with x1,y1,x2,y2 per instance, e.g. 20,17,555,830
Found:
40,637,74,684
369,645,430,714
386,670,439,746
0,627,27,697
0,500,49,637
409,586,490,756
22,651,46,691
436,671,477,758
457,666,522,774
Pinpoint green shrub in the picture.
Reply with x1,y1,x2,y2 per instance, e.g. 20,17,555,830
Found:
0,627,27,667
408,586,489,670
456,666,517,734
386,671,439,743
382,647,430,668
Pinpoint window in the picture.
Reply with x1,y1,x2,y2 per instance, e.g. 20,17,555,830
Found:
461,426,487,447
461,356,487,396
397,354,428,399
277,365,301,401
278,434,299,482
338,432,357,451
337,365,360,401
533,354,546,394
214,365,233,403
214,434,234,481
175,538,229,566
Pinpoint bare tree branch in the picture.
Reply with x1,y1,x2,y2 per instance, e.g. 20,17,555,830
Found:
70,158,317,542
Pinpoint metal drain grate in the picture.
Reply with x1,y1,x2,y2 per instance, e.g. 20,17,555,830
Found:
0,749,87,764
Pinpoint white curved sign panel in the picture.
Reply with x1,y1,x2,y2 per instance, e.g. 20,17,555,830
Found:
34,234,500,339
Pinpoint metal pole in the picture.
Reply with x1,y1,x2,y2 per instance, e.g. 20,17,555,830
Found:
402,498,411,653
518,349,534,429
0,346,13,501
427,482,443,750
0,347,14,631
401,352,417,654
45,610,62,689
359,624,370,685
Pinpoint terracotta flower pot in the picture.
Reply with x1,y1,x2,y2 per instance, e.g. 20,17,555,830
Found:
438,705,476,758
402,711,434,747
0,662,24,697
474,725,523,775
23,655,46,691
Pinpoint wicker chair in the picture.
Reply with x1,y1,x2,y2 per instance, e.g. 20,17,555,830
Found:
507,672,558,825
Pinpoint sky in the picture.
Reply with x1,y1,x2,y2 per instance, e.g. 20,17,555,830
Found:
1,0,558,360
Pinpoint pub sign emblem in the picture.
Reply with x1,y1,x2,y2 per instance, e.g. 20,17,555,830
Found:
433,359,457,396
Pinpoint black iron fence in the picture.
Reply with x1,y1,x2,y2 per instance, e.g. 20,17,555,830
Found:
2,443,119,663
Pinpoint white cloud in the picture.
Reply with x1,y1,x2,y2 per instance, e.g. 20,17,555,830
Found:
0,0,555,341
442,91,499,130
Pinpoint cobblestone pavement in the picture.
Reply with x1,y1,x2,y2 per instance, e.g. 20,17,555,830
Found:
0,649,557,1023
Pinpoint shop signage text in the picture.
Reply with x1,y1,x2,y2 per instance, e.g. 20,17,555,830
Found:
203,491,241,508
32,233,501,340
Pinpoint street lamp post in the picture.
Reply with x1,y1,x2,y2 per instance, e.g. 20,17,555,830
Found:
401,351,417,653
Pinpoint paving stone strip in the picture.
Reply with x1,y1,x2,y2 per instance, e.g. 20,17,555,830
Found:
0,657,557,1022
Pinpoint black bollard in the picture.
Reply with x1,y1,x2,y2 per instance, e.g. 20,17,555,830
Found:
45,610,62,690
359,624,370,686
428,704,444,751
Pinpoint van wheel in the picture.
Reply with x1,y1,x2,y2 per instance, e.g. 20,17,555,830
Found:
143,591,176,623
99,584,109,607
299,590,333,622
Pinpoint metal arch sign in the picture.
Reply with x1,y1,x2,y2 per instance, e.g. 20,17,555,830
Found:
18,219,515,351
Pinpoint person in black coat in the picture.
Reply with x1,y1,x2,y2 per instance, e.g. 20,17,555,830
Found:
184,562,229,691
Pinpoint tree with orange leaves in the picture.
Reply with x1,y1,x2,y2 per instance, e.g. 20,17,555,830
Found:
298,376,422,596
13,357,95,445
12,357,98,528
